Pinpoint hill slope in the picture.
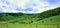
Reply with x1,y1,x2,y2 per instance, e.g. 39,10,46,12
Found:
0,7,60,24
0,7,60,28
33,15,60,24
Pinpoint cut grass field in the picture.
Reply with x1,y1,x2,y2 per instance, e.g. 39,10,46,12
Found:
0,15,60,28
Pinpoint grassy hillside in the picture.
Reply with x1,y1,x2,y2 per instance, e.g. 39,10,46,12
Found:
0,7,60,28
0,7,60,24
33,15,60,24
0,13,60,28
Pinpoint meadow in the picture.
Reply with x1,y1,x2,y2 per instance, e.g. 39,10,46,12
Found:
0,7,60,28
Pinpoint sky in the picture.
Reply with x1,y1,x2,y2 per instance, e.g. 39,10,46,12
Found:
0,0,60,14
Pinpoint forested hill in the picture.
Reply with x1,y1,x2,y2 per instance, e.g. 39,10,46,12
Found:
0,7,60,24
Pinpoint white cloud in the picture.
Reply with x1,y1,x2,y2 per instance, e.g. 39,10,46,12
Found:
0,0,60,14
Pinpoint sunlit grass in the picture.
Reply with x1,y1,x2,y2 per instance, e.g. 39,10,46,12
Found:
33,15,60,24
0,15,60,28
0,23,60,28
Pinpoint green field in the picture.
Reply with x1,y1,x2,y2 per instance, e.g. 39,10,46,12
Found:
0,7,60,28
33,15,60,24
0,23,60,28
0,15,60,28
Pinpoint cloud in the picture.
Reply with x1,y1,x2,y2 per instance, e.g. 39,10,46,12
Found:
0,0,60,14
36,0,60,13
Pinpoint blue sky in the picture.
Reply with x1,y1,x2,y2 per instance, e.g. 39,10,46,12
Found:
0,0,60,14
46,0,59,4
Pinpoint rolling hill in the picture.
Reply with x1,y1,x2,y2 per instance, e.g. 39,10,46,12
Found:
0,7,60,28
